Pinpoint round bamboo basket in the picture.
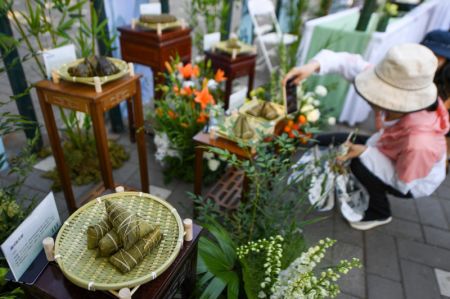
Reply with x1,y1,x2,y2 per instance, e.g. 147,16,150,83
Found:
54,192,184,291
58,57,129,86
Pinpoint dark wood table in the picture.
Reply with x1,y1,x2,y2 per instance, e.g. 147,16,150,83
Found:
204,50,257,110
35,75,149,214
118,26,192,98
193,132,253,196
24,224,203,299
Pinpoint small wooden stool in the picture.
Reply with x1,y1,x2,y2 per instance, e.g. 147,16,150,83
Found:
35,75,149,214
204,50,257,110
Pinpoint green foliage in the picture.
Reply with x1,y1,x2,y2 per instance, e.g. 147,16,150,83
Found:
43,139,129,191
197,219,240,299
0,267,24,298
189,0,230,54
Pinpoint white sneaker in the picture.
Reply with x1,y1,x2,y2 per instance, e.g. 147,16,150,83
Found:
349,217,392,231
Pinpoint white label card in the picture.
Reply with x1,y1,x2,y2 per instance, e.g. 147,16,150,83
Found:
42,44,76,79
1,192,61,281
203,32,221,51
228,87,248,113
140,3,162,15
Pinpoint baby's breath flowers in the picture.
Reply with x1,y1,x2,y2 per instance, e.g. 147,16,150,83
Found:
270,238,361,299
237,235,284,298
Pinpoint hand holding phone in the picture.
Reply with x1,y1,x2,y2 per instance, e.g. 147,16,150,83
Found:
285,77,298,115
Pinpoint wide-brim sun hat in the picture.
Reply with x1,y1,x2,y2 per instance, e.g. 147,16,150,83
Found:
421,30,450,60
355,43,438,113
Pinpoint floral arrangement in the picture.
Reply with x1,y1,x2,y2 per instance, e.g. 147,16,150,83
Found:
271,238,361,298
148,59,226,183
282,84,335,143
195,133,362,299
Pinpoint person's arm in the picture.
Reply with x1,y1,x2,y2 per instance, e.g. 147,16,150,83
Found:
283,50,371,86
312,49,371,82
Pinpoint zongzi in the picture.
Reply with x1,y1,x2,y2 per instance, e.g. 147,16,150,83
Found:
97,230,122,257
105,200,156,250
68,56,119,77
246,102,278,120
233,114,255,140
109,226,163,274
139,14,177,24
86,217,112,249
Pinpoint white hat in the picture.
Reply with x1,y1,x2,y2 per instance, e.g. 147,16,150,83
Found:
355,43,438,113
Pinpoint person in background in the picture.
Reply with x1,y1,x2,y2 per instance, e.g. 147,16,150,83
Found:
283,44,449,230
422,29,450,160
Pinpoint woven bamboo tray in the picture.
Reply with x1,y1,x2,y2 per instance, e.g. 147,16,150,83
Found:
58,57,129,86
214,40,256,56
136,20,181,31
54,192,184,291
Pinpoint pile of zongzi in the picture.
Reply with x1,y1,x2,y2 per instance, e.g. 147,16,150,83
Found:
139,14,177,24
68,56,120,77
86,200,163,273
246,101,279,120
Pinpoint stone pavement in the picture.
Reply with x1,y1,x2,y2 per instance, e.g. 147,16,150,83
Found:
3,128,450,298
304,176,450,299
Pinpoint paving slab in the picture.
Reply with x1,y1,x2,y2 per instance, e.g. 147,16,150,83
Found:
416,197,449,230
367,274,404,299
401,259,441,299
398,239,450,271
389,196,420,222
424,226,450,250
373,217,424,242
365,230,401,281
332,242,365,298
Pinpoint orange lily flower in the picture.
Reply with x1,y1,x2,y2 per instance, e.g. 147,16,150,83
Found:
165,61,173,73
194,86,215,110
168,110,177,119
180,86,194,96
214,69,227,83
298,115,307,125
178,63,200,79
196,112,208,124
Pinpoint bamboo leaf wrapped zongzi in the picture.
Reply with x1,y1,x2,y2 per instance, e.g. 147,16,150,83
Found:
105,200,157,250
109,226,163,273
86,217,112,249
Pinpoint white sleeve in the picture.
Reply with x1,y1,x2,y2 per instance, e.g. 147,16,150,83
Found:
311,49,371,82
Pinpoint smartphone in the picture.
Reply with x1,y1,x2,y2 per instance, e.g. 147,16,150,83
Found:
285,77,298,115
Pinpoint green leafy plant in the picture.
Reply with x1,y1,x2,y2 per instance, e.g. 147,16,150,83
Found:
189,0,230,54
0,102,39,298
2,1,128,190
197,218,240,299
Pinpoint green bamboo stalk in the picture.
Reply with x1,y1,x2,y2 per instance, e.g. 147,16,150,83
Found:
355,0,377,31
9,7,46,77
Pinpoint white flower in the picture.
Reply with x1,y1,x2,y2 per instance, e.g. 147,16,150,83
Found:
313,100,321,106
328,117,336,126
314,85,328,97
258,291,266,298
208,159,220,171
182,80,195,88
207,79,219,90
154,133,170,151
300,104,314,113
203,152,214,160
306,109,320,123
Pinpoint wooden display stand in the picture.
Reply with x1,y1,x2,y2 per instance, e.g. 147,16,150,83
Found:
35,75,149,214
193,131,251,196
24,224,203,299
204,50,257,110
118,26,192,99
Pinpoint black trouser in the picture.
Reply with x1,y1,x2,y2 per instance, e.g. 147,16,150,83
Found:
316,133,412,220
